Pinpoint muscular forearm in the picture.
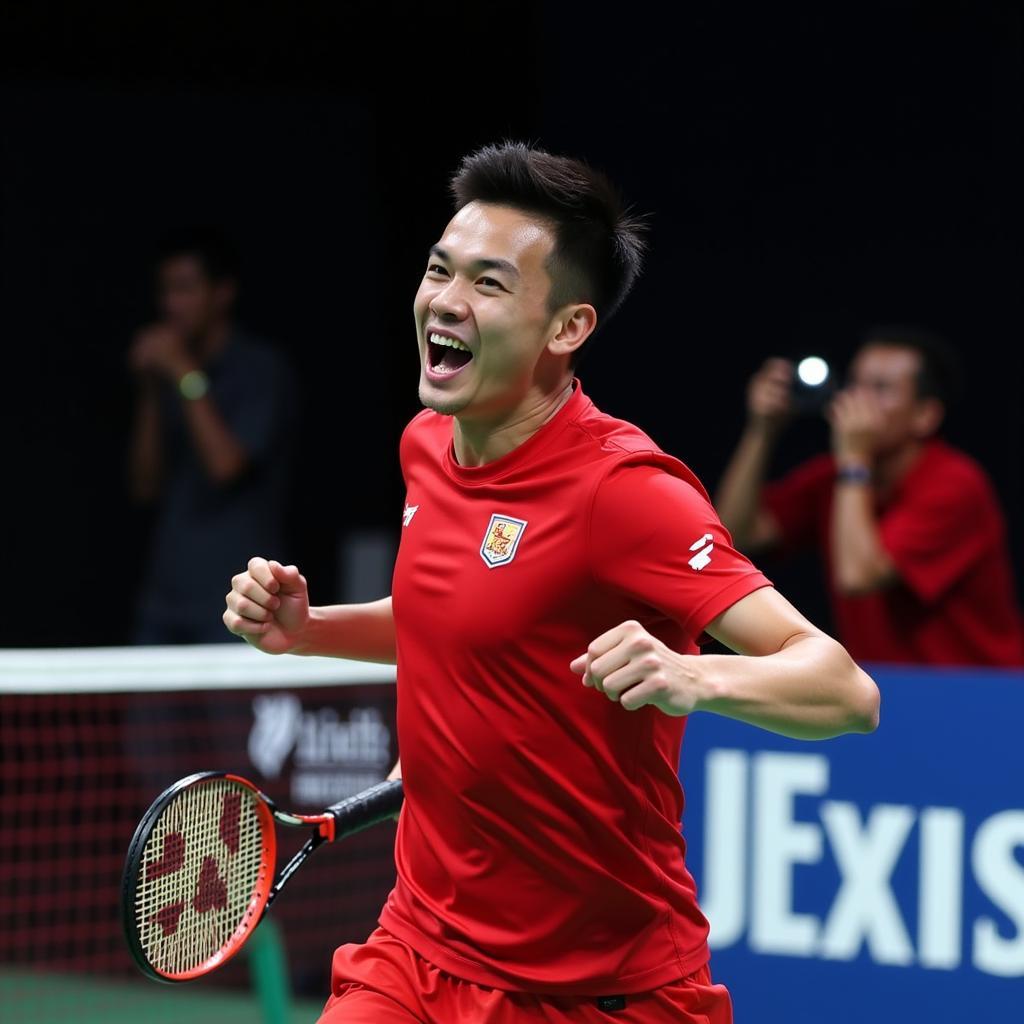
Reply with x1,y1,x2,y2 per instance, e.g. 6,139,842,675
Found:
129,384,163,503
580,589,879,738
179,392,252,484
715,423,778,549
291,597,397,663
830,473,896,594
695,634,880,740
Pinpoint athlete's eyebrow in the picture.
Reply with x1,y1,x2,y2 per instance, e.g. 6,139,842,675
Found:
429,245,520,281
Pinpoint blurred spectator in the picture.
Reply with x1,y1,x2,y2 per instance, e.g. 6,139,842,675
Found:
715,327,1024,666
128,228,296,643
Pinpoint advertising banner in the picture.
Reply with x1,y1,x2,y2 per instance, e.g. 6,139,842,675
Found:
678,665,1024,1022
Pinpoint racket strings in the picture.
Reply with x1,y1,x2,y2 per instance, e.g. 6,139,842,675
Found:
134,778,267,976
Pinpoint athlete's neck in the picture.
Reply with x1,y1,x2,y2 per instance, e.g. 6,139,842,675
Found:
452,379,575,467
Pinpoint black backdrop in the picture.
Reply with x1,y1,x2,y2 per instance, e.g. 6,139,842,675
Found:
2,4,1020,645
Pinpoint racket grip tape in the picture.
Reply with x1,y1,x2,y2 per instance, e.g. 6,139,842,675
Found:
327,778,404,840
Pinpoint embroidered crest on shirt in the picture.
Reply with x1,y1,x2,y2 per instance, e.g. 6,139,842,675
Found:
480,514,528,568
402,503,419,527
688,532,714,571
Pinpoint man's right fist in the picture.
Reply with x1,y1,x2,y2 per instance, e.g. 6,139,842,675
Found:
747,357,795,427
224,557,309,655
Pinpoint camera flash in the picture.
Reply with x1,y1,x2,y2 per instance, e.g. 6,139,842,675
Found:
796,356,829,388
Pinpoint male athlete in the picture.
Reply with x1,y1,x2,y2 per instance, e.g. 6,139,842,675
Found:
224,142,880,1023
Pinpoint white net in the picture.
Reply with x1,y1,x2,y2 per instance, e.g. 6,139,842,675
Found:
0,644,398,1021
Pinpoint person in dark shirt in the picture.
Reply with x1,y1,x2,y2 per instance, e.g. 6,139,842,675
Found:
715,327,1023,666
128,228,296,643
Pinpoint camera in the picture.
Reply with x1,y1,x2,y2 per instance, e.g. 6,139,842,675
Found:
791,356,833,414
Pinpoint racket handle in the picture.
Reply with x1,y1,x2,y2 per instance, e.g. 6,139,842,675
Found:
327,779,404,840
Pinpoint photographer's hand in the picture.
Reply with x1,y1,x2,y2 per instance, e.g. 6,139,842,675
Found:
715,358,794,552
827,388,883,466
826,389,897,594
748,357,796,432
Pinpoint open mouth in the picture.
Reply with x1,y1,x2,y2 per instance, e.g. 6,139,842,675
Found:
427,331,473,376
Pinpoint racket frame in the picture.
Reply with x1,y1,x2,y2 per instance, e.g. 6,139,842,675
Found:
122,771,333,983
122,771,402,983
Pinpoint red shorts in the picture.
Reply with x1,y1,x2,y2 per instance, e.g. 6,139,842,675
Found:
318,926,733,1024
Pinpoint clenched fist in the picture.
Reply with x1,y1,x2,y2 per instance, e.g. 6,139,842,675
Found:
570,619,707,716
223,557,309,655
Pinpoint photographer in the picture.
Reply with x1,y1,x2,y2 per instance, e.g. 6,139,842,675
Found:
715,327,1023,666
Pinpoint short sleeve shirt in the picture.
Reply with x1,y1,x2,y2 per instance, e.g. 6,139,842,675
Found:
762,442,1024,665
380,380,773,994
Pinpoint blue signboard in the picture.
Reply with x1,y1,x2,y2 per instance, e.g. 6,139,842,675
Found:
678,665,1024,1022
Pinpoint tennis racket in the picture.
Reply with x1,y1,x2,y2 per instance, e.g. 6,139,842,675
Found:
121,771,403,982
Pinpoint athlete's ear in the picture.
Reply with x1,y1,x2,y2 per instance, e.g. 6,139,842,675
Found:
547,304,598,360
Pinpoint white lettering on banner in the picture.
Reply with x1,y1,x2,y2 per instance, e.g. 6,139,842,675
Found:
701,748,1024,978
295,707,391,768
919,808,964,969
749,752,827,956
248,698,392,805
972,811,1024,977
819,801,915,964
699,750,748,946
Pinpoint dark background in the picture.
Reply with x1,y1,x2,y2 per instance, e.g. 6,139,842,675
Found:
3,3,1020,646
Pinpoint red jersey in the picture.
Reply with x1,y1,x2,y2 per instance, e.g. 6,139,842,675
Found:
762,440,1024,666
380,380,772,994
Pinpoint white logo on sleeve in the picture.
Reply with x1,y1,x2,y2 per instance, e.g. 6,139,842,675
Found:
688,532,714,571
402,504,419,527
